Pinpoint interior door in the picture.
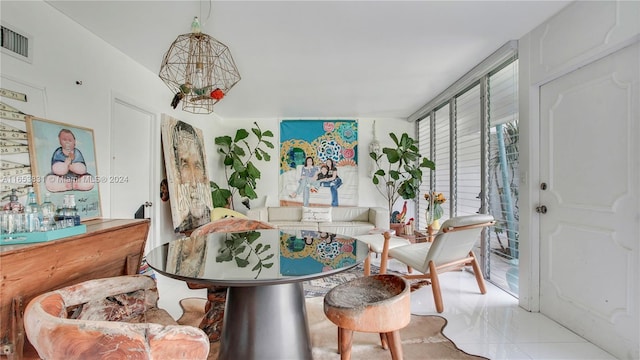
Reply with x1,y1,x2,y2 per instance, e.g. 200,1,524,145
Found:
110,98,154,250
539,42,639,358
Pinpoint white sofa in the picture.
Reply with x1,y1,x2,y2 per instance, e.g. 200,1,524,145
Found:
246,206,388,236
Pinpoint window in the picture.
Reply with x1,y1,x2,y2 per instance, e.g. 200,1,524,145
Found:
413,41,519,296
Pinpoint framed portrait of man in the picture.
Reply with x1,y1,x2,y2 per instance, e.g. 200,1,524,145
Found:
26,116,102,220
161,115,213,233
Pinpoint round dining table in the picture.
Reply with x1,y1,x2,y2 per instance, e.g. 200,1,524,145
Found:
146,228,369,360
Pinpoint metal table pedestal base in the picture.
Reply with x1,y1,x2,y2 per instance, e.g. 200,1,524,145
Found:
218,282,312,360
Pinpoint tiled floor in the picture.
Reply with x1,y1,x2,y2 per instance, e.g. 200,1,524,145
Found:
390,261,617,360
155,258,617,360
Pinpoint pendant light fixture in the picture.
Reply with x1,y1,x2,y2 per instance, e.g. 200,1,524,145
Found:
159,15,240,114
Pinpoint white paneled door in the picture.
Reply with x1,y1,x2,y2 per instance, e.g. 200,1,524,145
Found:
110,98,154,251
539,42,639,359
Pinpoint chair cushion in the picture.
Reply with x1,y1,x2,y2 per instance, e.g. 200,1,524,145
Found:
355,234,411,253
389,242,432,274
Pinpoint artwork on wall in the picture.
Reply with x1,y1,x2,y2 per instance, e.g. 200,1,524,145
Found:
1,80,47,201
26,116,102,219
279,120,358,207
161,114,213,233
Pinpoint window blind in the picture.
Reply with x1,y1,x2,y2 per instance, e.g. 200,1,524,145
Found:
455,84,482,217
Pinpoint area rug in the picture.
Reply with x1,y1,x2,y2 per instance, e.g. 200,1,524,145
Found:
178,297,489,360
306,297,488,360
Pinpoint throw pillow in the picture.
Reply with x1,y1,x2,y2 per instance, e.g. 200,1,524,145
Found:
301,207,332,222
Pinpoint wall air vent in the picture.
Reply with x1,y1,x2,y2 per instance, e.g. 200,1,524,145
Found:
1,23,32,63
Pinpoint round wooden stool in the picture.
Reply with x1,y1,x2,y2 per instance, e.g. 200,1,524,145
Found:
323,274,411,360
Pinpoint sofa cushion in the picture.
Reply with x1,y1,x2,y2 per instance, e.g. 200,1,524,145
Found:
271,221,319,231
268,207,302,221
331,207,370,222
301,206,332,222
318,222,375,236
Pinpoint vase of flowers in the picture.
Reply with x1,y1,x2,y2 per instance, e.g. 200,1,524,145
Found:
424,191,446,230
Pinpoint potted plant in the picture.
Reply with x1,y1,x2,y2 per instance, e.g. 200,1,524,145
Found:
370,132,435,231
211,122,274,210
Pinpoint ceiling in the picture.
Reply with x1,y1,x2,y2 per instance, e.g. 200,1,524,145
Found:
45,1,570,120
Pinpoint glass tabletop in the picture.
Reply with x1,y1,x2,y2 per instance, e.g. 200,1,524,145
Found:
146,229,369,286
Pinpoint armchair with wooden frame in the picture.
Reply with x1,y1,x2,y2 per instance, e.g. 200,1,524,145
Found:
379,214,495,313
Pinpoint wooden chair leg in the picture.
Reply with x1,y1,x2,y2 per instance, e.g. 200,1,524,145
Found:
364,253,371,276
469,251,487,294
337,327,342,354
339,328,354,360
386,330,404,360
429,261,444,313
379,332,388,350
380,232,391,274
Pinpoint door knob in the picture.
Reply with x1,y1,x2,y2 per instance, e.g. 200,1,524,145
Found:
535,205,547,214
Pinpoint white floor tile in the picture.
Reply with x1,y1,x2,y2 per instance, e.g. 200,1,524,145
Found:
155,257,615,360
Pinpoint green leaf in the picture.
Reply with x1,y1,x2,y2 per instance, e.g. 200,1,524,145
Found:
244,185,257,199
251,128,261,138
232,158,246,172
375,169,385,176
251,263,261,271
216,248,233,262
232,144,246,157
384,148,400,163
372,176,379,185
389,170,400,180
234,129,249,142
389,133,399,145
215,136,232,147
263,140,274,149
246,232,261,242
262,130,274,137
263,263,274,268
246,162,261,178
235,256,250,267
211,188,232,208
262,253,274,260
419,157,435,170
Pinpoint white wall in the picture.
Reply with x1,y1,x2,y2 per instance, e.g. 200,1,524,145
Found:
0,1,414,249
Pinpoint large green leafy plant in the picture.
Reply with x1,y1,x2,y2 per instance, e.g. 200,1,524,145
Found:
211,122,274,209
370,132,435,221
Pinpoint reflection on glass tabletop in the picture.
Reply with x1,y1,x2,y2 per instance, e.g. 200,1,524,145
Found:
146,229,369,286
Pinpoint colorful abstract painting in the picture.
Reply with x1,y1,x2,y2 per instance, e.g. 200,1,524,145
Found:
280,120,358,207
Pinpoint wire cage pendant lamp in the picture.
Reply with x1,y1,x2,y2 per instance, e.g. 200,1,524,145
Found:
159,16,240,114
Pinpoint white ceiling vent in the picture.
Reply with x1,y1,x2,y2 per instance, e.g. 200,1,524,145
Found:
1,23,32,63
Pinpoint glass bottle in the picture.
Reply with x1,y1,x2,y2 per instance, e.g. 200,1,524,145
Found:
2,188,24,212
24,187,41,232
68,194,80,226
40,192,56,231
55,195,68,225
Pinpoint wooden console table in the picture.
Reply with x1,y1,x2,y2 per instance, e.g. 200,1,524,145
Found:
0,218,150,360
